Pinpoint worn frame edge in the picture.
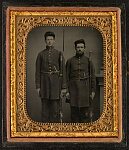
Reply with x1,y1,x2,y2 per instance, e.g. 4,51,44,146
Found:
5,7,122,143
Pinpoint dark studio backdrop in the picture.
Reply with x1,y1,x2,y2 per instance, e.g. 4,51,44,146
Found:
26,26,103,122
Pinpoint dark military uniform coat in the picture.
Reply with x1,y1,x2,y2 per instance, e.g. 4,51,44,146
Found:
66,54,96,107
35,46,66,100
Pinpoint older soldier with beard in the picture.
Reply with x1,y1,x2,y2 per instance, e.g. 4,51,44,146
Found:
66,39,96,123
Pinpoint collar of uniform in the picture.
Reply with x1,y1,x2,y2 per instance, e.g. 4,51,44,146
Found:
46,46,54,50
75,53,84,58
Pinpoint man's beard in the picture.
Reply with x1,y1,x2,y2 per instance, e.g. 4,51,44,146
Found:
76,51,84,57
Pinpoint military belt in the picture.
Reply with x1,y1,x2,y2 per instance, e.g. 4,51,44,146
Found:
70,75,91,80
41,71,60,75
79,76,89,80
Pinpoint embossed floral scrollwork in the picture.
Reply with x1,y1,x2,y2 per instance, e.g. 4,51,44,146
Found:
10,11,118,137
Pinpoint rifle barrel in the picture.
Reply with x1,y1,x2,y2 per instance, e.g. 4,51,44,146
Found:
63,29,64,52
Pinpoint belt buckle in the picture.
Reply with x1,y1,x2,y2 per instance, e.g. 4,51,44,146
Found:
49,71,52,75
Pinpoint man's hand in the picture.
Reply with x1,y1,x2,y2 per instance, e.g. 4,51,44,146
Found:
90,92,95,100
65,92,70,103
66,92,70,100
60,89,67,99
36,88,40,96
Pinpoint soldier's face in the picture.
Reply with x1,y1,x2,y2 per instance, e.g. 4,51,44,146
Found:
75,43,85,55
45,36,55,46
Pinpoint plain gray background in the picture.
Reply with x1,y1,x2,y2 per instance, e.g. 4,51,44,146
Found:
26,26,103,122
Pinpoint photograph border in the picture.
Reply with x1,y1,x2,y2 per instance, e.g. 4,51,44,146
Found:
6,7,122,142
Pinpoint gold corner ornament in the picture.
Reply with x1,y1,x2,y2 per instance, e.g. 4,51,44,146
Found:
10,10,118,137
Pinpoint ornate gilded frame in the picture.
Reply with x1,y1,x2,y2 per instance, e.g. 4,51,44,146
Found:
6,7,122,142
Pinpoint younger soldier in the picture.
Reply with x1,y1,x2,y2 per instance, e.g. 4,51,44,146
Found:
35,31,66,123
66,39,96,123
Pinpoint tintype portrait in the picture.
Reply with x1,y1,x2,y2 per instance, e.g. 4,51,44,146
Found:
6,7,122,142
26,26,103,123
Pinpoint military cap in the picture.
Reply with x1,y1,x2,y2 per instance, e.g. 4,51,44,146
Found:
74,39,85,47
44,31,55,40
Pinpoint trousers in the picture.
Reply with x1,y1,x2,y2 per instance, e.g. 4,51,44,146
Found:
41,99,60,123
71,106,90,123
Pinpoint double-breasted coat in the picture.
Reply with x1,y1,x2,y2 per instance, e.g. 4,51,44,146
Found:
66,54,96,107
35,46,66,100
